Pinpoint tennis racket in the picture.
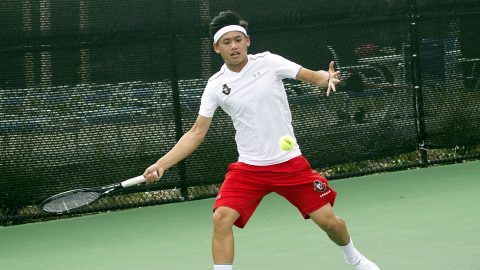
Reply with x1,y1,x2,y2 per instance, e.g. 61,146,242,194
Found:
41,175,145,214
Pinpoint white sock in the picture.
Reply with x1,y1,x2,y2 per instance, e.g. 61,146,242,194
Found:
214,264,232,270
340,238,362,264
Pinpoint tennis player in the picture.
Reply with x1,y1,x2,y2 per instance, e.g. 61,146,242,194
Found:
144,10,380,270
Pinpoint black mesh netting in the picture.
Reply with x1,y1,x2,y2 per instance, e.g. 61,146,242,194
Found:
1,0,479,225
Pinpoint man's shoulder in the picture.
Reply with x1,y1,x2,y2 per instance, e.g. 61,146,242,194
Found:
249,51,272,61
205,66,227,95
208,65,227,83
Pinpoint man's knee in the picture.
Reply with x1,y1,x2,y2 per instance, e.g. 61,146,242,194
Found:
309,204,345,232
212,207,239,233
319,215,342,232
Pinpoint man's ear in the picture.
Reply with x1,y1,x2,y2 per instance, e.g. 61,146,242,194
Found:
246,35,251,47
213,43,220,54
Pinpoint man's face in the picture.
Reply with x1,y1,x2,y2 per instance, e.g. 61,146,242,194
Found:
214,31,250,71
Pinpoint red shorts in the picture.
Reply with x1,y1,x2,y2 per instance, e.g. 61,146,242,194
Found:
213,156,337,228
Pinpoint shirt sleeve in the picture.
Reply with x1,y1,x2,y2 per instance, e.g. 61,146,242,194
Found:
198,84,218,118
268,53,302,79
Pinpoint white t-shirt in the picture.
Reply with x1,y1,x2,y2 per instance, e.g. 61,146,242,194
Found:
199,52,302,166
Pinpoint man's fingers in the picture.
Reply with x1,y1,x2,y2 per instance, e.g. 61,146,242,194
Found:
144,168,161,182
144,171,157,182
329,61,335,71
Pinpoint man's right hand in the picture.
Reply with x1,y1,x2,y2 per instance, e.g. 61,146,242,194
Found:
143,163,165,183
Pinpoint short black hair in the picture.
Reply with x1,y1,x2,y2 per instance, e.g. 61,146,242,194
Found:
209,10,248,40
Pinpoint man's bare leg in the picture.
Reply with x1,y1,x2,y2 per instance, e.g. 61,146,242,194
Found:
212,206,240,266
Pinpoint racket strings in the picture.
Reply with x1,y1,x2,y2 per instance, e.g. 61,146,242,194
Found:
42,191,101,213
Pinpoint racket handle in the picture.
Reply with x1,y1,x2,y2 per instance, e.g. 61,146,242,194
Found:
121,175,146,188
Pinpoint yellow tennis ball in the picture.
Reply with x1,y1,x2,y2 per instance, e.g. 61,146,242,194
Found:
279,135,296,151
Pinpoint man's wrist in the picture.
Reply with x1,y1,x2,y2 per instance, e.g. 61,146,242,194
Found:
155,161,166,172
317,70,329,86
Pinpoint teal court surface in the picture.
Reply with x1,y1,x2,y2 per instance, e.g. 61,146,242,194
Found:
1,161,479,270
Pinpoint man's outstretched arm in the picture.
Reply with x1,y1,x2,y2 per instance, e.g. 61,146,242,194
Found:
296,61,340,96
143,115,213,182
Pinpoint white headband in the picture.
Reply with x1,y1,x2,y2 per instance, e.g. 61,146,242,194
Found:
213,25,247,44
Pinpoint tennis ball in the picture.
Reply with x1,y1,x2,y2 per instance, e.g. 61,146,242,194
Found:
279,135,296,151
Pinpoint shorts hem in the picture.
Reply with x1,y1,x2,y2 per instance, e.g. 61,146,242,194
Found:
301,190,337,219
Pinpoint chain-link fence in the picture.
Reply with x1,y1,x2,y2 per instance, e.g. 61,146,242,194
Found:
1,0,479,225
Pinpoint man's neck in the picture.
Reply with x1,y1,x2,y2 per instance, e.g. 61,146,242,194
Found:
226,58,248,73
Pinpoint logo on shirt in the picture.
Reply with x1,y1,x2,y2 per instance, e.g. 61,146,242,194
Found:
222,84,231,95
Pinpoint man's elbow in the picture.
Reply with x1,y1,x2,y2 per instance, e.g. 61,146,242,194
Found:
188,127,207,144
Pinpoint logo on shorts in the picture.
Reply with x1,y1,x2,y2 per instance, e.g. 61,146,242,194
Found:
222,84,231,95
314,180,332,198
313,180,327,192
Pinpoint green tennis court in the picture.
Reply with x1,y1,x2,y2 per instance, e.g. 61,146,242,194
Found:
1,161,479,270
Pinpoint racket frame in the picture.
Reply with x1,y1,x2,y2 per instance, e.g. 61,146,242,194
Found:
40,175,145,214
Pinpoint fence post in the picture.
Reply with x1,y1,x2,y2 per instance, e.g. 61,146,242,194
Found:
168,0,188,200
408,0,429,166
